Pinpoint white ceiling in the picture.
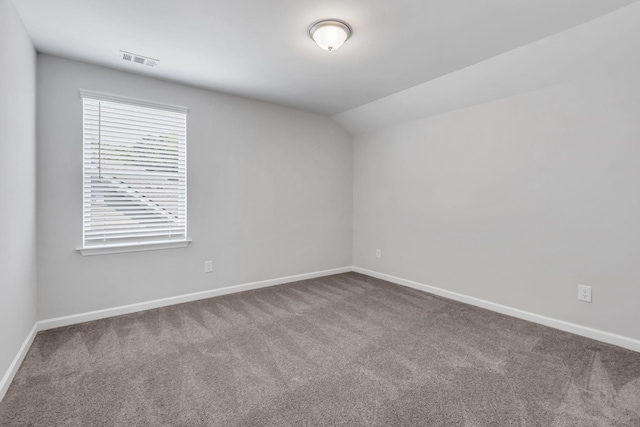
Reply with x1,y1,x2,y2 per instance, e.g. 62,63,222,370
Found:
11,0,638,115
333,1,640,134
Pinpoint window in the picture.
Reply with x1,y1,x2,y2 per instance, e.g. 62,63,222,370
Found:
79,90,189,255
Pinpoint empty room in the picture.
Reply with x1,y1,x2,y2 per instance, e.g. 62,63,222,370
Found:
1,0,640,425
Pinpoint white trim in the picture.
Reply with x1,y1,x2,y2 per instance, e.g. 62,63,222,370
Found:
78,89,188,113
38,266,352,331
5,265,637,405
77,239,192,256
0,323,38,402
353,266,640,353
0,266,350,403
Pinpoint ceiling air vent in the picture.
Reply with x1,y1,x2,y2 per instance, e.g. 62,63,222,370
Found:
120,51,159,68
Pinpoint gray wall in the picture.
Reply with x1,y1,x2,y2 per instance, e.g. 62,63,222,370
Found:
37,55,353,320
353,67,640,340
0,0,37,379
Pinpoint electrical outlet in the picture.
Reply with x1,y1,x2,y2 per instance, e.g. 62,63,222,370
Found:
376,249,382,259
578,285,592,303
204,260,213,273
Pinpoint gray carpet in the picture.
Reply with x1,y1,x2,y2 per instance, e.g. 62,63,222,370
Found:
1,272,639,426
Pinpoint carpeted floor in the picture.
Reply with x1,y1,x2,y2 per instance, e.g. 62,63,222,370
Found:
1,272,639,426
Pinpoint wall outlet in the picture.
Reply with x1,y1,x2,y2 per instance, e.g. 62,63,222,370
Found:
376,249,382,259
204,260,213,273
578,285,592,303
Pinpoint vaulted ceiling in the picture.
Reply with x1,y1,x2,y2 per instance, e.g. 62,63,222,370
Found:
11,0,638,115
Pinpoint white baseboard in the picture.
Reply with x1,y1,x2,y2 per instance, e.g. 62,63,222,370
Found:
0,266,350,403
0,323,38,403
37,266,352,331
353,266,640,353
4,264,637,405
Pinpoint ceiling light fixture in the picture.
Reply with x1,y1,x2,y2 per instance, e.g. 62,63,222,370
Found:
308,19,352,51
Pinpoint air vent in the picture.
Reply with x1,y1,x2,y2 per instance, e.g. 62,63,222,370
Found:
120,51,159,68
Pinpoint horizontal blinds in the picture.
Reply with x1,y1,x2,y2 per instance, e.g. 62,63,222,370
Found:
82,97,187,247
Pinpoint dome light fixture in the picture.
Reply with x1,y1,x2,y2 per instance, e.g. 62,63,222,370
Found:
308,19,352,51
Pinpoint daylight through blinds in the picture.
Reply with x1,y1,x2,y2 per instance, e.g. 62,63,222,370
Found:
82,96,187,247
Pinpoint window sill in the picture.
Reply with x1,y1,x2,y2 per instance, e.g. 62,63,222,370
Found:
77,240,192,256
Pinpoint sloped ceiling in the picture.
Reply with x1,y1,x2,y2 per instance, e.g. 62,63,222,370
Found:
11,0,638,115
333,1,640,134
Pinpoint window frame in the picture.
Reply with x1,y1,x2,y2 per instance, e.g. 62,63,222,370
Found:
77,90,190,256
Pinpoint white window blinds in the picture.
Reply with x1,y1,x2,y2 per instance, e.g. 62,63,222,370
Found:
81,92,187,249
